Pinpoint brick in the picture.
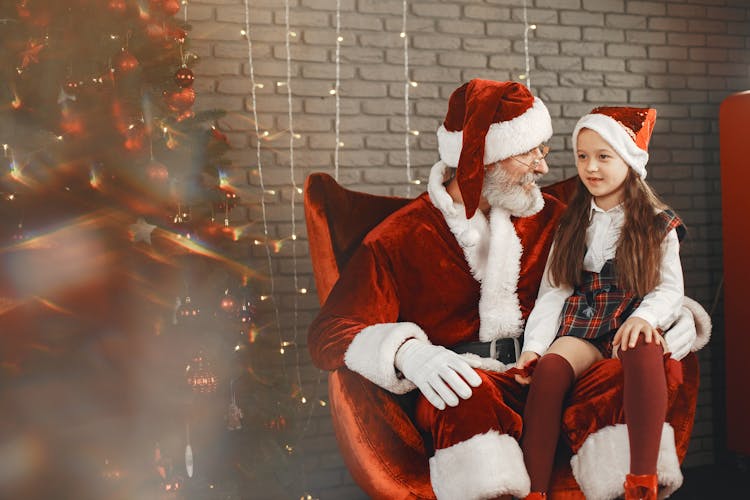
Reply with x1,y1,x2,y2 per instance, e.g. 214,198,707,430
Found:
412,66,463,83
194,58,242,76
512,40,558,55
648,16,688,32
537,55,582,71
467,38,512,53
488,53,528,70
439,52,487,68
561,41,605,56
301,63,355,80
359,64,407,82
585,87,628,102
273,44,329,62
582,0,625,13
604,73,646,88
582,27,624,42
413,34,462,50
339,13,383,31
687,76,728,90
187,5,215,21
690,48,729,62
341,48,385,64
359,33,404,49
706,6,747,21
538,87,584,102
535,0,580,8
487,21,525,38
533,24,582,41
385,17,436,33
301,0,355,10
629,89,670,103
436,19,485,35
667,4,706,18
625,30,666,45
648,46,688,60
646,75,687,89
583,57,625,72
606,43,647,58
338,115,388,132
687,19,728,34
627,1,666,16
358,0,404,15
304,29,355,46
510,8,559,24
361,98,409,116
282,10,331,28
464,5,511,21
667,33,707,47
386,48,437,66
605,13,647,29
707,62,749,76
667,60,707,75
414,2,462,18
560,10,605,26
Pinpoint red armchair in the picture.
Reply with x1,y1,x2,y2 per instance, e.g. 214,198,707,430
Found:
304,172,700,500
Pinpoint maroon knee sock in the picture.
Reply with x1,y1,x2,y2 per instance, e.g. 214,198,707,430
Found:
522,353,575,493
620,340,667,475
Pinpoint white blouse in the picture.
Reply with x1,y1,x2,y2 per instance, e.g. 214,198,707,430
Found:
522,200,684,356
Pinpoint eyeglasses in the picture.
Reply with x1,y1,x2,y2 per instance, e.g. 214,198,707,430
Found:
512,144,550,169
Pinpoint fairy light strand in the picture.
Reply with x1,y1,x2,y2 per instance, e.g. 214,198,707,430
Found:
401,0,412,196
242,0,285,376
521,0,534,91
283,0,304,402
334,0,341,181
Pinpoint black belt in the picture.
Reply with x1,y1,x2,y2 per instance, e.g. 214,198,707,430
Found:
449,338,519,364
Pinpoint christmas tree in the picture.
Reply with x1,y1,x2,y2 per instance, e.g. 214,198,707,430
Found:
0,1,308,498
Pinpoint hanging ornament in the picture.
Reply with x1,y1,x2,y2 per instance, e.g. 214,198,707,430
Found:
186,352,218,394
114,49,139,74
226,380,243,431
146,158,169,181
216,189,239,211
174,67,194,88
175,295,200,323
164,88,195,121
219,288,239,315
107,0,127,14
211,127,229,145
162,0,181,16
266,414,287,432
154,443,181,493
124,121,147,153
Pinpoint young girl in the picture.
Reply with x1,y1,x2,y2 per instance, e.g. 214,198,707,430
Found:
516,106,685,500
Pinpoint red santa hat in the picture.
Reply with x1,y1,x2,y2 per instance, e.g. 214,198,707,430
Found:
572,106,657,178
437,79,552,218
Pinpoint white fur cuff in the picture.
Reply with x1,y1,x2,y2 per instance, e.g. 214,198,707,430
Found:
343,322,428,394
683,296,711,352
570,423,683,500
429,431,530,500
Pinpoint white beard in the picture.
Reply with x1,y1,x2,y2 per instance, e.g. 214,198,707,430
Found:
482,167,544,217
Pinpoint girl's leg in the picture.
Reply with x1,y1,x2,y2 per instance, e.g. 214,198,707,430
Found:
619,337,667,475
522,337,603,494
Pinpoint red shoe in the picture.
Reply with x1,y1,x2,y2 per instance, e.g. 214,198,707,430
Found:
523,493,547,500
624,473,658,500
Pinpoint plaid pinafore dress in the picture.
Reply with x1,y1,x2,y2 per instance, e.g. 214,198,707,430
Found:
556,210,685,356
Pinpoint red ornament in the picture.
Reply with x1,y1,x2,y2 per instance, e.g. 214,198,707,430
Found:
174,67,194,88
146,159,169,181
114,49,139,74
162,0,181,16
186,352,218,394
217,190,239,211
211,127,229,144
124,122,147,153
164,87,195,111
107,0,127,14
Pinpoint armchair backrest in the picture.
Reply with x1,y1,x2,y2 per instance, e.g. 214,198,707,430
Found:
304,173,411,305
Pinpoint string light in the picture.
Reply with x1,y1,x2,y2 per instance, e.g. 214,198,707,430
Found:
242,0,285,382
334,0,342,181
520,0,536,91
402,0,413,196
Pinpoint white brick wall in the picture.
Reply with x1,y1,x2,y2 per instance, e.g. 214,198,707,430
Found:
187,0,750,497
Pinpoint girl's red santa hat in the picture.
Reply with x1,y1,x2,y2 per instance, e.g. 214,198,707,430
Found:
572,106,657,178
437,79,553,218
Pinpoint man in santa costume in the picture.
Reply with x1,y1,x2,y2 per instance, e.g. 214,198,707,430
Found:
308,79,709,499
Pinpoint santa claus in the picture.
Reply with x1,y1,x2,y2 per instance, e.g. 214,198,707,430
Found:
308,79,709,499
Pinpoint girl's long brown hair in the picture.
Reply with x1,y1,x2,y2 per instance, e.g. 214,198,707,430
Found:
548,169,671,296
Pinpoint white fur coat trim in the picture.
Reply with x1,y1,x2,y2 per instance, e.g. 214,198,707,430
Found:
570,423,683,500
429,430,530,500
683,296,711,352
343,322,428,394
428,162,524,341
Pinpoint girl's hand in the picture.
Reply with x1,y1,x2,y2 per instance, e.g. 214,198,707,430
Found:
613,317,660,353
514,351,540,385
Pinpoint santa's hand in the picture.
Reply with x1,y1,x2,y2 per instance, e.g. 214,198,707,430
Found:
662,305,697,360
395,339,482,410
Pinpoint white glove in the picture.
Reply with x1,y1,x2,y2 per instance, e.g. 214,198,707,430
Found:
394,339,483,410
663,305,697,361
